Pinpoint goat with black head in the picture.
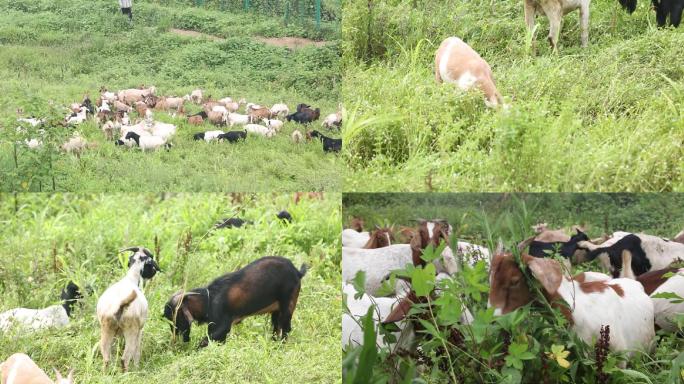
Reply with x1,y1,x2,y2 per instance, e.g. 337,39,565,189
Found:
163,256,307,348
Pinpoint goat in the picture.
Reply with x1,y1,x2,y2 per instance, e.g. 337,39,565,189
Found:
342,228,392,249
217,131,247,143
291,130,304,144
118,86,155,105
518,228,589,263
154,97,185,114
271,103,290,117
307,130,341,152
620,0,683,27
488,248,654,358
342,221,458,296
227,112,250,127
286,107,320,124
0,353,73,384
193,130,224,142
61,135,91,156
579,233,684,278
523,0,590,50
0,282,82,333
163,256,307,347
101,120,121,141
96,247,160,371
123,132,171,152
435,37,503,107
342,228,371,248
244,124,276,138
276,210,292,223
190,89,203,104
262,118,284,132
65,106,88,125
341,283,412,350
215,217,250,228
322,107,342,130
634,265,684,332
248,107,273,121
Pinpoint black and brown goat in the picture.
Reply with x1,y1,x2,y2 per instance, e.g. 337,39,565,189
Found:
163,256,307,347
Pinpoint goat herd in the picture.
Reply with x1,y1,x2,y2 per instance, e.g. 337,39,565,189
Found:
342,219,684,367
14,86,342,155
435,0,683,108
0,213,307,383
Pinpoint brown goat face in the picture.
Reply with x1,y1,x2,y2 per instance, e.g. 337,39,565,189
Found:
410,220,451,266
488,252,533,315
163,299,191,342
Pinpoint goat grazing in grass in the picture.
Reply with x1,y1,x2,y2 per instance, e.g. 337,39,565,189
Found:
163,256,307,347
0,353,73,384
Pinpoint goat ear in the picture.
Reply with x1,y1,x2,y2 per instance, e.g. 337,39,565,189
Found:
53,368,62,381
67,368,74,382
523,255,562,295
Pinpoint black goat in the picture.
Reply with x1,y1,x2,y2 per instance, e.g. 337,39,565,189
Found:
217,131,247,143
286,107,320,124
528,229,589,259
215,217,250,228
276,210,292,223
619,0,682,26
308,130,341,152
163,256,307,347
60,281,83,317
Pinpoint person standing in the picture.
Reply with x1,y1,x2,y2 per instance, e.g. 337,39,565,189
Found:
119,0,133,21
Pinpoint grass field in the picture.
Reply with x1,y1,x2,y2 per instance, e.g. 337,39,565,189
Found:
342,0,684,192
0,0,341,192
342,193,684,383
0,193,341,383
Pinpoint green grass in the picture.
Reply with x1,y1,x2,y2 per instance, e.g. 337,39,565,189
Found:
0,0,342,192
342,0,684,192
342,193,684,383
0,193,341,383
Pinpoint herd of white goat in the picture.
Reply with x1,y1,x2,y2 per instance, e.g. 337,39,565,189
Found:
342,219,684,368
13,86,343,156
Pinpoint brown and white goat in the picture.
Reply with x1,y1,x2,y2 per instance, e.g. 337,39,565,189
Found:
434,37,503,108
488,247,654,357
0,353,73,384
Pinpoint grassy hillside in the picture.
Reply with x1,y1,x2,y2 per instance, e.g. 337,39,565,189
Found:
0,193,341,383
342,0,684,192
0,0,342,192
342,193,684,383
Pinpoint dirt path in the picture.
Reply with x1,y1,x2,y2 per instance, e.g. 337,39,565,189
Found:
169,28,329,49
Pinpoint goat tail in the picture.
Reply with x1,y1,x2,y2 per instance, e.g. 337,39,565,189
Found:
298,264,308,279
114,290,138,321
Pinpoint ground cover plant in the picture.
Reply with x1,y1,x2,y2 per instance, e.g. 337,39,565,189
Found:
0,192,341,383
342,0,684,192
0,0,341,192
342,193,684,383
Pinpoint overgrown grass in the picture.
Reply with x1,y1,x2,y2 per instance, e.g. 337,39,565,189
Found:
341,0,684,192
342,193,684,383
0,0,342,192
0,193,341,383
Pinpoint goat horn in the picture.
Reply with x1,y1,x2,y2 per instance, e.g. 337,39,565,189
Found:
67,368,74,381
119,246,140,253
53,368,63,381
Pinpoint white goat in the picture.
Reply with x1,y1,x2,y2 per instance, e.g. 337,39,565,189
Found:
342,228,371,248
65,106,88,125
0,353,73,384
244,124,275,138
96,247,159,372
227,112,250,127
271,103,290,117
524,0,590,51
262,118,284,131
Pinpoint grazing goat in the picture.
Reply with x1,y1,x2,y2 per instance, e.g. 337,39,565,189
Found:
215,217,250,228
620,0,683,27
271,103,290,117
307,130,341,152
248,107,273,121
343,221,458,296
193,130,224,142
518,228,589,262
580,233,684,278
65,107,88,125
341,283,411,350
163,256,307,346
217,131,247,143
123,132,172,152
342,228,392,249
322,106,342,130
0,353,73,384
635,266,684,332
61,135,90,156
262,118,284,131
188,115,204,125
244,124,275,138
523,0,590,50
291,130,303,144
276,210,292,223
118,86,155,105
96,247,160,371
0,282,82,333
286,107,320,124
488,249,654,357
342,228,371,248
435,37,503,107
154,97,185,114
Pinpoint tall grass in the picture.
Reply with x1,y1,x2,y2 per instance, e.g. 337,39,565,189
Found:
342,193,684,383
0,193,341,383
0,0,342,192
342,0,684,192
